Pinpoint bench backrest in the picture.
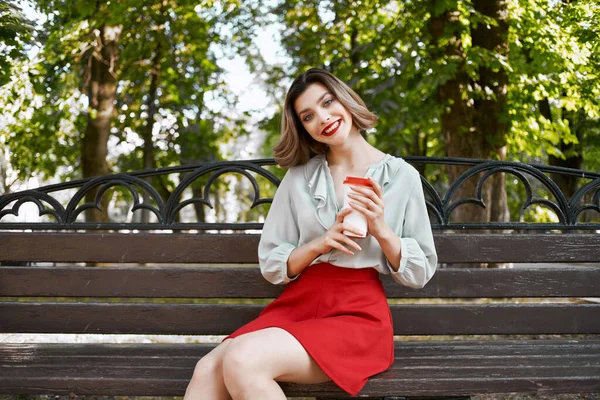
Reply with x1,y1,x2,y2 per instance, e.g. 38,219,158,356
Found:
1,232,599,337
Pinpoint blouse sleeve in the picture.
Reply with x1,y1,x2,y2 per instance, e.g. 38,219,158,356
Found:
258,169,301,285
386,168,438,288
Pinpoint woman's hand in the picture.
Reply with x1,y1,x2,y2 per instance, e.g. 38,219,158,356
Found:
347,176,390,240
310,208,364,256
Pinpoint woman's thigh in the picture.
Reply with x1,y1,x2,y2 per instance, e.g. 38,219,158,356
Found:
225,327,331,384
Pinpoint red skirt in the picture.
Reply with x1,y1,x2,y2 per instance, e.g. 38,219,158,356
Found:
223,262,394,396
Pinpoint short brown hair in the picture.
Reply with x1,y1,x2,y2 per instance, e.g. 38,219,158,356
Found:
273,68,377,168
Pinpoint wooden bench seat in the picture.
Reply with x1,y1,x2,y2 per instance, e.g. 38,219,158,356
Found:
1,232,599,398
1,340,599,397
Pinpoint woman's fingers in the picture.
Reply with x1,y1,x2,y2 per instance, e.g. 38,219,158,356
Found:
350,185,377,198
324,231,362,254
349,200,374,218
335,210,366,237
335,207,353,223
367,176,384,199
342,222,366,237
333,233,361,253
350,186,382,208
348,193,376,211
337,232,362,251
327,236,355,255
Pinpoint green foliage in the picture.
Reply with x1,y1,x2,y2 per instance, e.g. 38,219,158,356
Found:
0,1,33,86
506,0,600,170
261,0,598,170
3,0,265,187
252,0,598,227
1,0,598,224
261,0,445,159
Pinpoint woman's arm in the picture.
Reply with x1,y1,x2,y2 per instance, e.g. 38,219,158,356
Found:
372,225,402,271
287,207,363,278
258,171,301,285
386,169,437,288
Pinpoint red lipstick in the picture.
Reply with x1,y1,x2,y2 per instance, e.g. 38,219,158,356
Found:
322,119,341,137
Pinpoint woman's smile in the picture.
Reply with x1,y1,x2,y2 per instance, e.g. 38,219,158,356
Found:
322,119,341,136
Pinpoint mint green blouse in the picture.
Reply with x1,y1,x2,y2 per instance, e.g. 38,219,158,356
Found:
258,153,438,288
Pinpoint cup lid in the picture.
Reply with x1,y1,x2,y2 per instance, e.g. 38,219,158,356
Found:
343,176,372,187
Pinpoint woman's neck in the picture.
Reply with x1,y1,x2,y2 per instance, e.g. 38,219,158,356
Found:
326,131,383,169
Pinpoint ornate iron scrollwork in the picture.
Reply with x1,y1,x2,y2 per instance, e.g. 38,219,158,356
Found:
0,158,598,231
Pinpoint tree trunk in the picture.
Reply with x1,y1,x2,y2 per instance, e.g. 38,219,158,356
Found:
430,7,483,224
141,40,162,223
81,24,122,223
472,0,510,226
140,0,169,223
430,0,509,226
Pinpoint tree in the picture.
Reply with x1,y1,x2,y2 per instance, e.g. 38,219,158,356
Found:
0,0,32,86
0,1,33,195
264,0,599,226
261,0,444,169
507,0,600,196
81,23,123,222
2,0,264,223
427,0,511,224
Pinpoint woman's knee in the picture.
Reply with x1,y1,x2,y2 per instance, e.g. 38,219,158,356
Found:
190,341,231,383
221,337,260,377
222,342,274,396
190,354,221,383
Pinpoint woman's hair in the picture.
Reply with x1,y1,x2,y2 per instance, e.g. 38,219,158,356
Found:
273,68,378,168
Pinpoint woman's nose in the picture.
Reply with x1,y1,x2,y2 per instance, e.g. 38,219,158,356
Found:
318,111,331,125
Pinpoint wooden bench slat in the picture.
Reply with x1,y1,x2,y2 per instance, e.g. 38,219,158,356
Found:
1,341,599,397
2,303,599,335
3,340,599,359
356,377,600,397
1,232,599,263
392,340,600,355
6,353,598,370
2,376,598,397
3,364,599,381
0,342,212,359
2,266,599,298
396,304,600,335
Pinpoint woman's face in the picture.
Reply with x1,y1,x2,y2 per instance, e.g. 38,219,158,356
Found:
293,82,355,146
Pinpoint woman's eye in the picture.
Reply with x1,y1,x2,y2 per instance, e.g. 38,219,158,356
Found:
303,114,313,122
324,99,333,106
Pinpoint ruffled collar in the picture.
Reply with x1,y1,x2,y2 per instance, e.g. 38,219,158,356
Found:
305,153,398,230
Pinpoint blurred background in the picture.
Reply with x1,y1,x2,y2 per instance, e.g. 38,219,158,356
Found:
0,0,599,226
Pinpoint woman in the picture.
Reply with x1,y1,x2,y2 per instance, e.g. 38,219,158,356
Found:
184,68,438,400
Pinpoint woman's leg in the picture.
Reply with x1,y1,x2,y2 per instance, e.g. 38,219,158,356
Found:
183,338,233,400
222,327,331,400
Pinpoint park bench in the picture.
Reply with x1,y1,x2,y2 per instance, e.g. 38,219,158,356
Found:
0,158,599,399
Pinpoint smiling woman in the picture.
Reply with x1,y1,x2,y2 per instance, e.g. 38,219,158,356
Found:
275,69,378,168
183,68,438,399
